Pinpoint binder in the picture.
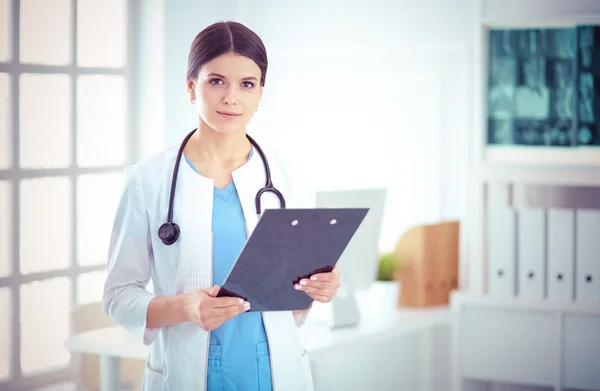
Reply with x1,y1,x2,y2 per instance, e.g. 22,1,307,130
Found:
488,207,517,298
575,209,600,304
517,209,546,300
547,209,575,302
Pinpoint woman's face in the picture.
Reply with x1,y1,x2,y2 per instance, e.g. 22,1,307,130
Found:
188,52,263,135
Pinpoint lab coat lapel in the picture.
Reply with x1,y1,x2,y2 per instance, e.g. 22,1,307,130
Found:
176,157,214,291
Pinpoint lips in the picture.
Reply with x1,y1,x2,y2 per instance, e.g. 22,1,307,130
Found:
217,111,241,118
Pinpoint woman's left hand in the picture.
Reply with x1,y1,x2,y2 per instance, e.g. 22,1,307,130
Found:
294,266,341,303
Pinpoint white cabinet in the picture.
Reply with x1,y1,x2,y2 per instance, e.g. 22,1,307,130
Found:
460,307,556,386
451,292,600,391
563,315,600,390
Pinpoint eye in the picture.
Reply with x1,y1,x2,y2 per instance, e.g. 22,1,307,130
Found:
242,81,255,89
210,78,224,85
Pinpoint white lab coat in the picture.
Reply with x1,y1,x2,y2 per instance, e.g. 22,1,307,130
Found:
103,139,315,391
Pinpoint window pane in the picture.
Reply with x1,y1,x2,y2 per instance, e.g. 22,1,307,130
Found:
20,177,71,274
19,74,71,169
77,75,126,167
77,270,107,304
0,73,9,169
20,0,71,65
20,277,70,375
0,181,10,278
0,288,10,381
77,0,126,68
77,172,122,266
0,0,10,62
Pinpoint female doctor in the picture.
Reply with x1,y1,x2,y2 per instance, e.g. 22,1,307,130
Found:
103,21,341,391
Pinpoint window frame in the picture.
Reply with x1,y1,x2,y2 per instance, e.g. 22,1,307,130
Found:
0,0,139,389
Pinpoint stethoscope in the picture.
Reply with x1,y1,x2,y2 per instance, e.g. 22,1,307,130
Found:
158,128,286,246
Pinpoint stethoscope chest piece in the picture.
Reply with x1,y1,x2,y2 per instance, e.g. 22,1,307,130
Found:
158,222,180,245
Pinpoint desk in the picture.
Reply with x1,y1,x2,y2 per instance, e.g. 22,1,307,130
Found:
65,284,451,391
65,326,148,391
302,303,451,391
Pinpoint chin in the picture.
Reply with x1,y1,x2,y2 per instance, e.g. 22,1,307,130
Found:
211,122,246,135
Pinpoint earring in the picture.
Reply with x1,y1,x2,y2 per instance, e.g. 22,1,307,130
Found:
190,96,196,104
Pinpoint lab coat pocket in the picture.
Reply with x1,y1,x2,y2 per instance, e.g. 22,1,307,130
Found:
207,344,224,391
256,341,273,391
142,362,165,391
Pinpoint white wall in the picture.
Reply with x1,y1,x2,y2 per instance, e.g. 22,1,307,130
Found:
238,1,472,254
137,0,473,253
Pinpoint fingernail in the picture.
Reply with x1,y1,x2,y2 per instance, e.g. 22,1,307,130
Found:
244,303,251,310
310,276,317,281
238,298,244,303
300,280,307,286
294,284,302,290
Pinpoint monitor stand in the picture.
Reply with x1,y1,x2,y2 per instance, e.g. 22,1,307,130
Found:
330,277,361,328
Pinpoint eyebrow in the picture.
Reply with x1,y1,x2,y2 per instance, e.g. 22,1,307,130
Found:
207,73,258,82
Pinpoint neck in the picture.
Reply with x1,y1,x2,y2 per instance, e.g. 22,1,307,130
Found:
189,122,251,166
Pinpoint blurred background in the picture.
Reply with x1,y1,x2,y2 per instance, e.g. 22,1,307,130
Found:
1,0,600,390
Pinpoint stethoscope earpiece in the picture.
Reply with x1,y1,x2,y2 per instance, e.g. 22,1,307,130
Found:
158,222,180,246
158,128,285,246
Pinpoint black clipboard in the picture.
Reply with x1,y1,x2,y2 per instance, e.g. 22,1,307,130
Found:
216,207,369,311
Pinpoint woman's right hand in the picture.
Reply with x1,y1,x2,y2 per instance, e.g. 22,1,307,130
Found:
183,285,250,331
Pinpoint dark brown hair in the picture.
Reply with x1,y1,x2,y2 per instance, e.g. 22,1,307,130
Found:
186,21,268,86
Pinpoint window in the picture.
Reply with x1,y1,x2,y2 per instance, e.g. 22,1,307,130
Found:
0,0,135,388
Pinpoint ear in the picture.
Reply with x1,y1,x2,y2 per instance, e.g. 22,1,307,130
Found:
186,79,196,94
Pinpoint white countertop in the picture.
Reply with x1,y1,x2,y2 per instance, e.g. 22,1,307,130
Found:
65,324,149,360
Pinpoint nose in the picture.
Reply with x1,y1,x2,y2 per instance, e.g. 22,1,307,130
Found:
222,85,237,105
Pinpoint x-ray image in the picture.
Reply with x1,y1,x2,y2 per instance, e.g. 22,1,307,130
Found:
490,57,516,85
579,26,594,69
488,85,514,119
514,120,545,145
490,30,516,57
488,57,516,119
519,57,546,88
550,60,574,119
488,119,514,144
487,25,600,147
552,87,574,119
544,120,573,146
517,29,548,57
549,29,576,59
578,125,594,145
515,57,550,119
579,72,595,123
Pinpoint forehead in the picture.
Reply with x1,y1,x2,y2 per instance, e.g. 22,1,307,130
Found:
198,52,261,79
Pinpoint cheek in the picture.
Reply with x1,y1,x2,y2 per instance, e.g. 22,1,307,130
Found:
244,94,261,114
197,91,217,119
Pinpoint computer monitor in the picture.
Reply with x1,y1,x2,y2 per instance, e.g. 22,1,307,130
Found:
314,187,387,327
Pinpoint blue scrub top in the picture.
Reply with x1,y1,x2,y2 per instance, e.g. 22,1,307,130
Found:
184,149,273,391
